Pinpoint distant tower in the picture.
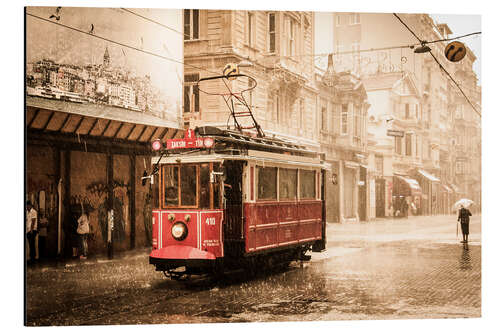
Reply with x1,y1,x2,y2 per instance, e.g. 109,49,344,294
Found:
103,46,110,69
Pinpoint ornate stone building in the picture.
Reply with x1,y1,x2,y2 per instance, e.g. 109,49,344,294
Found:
182,9,319,148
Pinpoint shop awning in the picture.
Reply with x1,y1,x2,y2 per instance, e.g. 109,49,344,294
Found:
395,175,422,195
26,96,183,153
418,169,440,182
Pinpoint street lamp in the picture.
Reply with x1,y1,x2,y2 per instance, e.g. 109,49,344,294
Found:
414,44,431,54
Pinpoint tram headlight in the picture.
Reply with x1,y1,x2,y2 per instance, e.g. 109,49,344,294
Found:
171,222,188,241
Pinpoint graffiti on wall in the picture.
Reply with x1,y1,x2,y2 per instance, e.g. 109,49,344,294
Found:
71,180,130,245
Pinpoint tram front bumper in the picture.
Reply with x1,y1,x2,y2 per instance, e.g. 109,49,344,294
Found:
149,245,217,269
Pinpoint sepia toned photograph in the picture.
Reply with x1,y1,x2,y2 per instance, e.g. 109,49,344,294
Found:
21,1,486,329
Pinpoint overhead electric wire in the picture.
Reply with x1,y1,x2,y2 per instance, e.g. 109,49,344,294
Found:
276,32,480,60
25,11,220,77
392,13,481,118
425,31,481,45
122,7,480,62
392,13,424,43
120,8,188,38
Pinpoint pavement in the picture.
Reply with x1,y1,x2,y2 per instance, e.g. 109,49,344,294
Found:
25,214,481,325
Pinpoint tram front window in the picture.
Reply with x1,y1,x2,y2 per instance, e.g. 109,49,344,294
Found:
164,165,179,206
181,165,197,206
162,163,221,208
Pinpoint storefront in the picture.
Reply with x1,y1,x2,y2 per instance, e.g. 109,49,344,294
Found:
413,169,440,215
324,160,340,223
440,184,453,215
26,96,181,259
342,161,359,222
392,175,422,217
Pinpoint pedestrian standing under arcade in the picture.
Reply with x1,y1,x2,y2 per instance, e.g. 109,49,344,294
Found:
457,205,472,243
77,209,90,259
26,201,38,265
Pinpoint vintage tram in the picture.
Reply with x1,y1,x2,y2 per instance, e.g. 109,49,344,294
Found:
146,126,328,278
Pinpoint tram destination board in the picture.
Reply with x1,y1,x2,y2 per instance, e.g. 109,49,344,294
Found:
387,129,405,137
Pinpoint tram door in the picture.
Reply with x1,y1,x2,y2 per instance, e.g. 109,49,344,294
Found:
222,160,244,256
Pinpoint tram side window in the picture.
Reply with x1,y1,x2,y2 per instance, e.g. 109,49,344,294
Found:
279,168,297,200
300,169,316,199
181,165,197,206
257,166,277,200
200,163,210,209
164,165,179,206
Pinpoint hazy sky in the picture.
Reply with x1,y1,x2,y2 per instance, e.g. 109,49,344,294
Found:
314,12,481,83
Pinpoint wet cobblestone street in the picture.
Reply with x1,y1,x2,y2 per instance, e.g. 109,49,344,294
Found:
25,214,481,325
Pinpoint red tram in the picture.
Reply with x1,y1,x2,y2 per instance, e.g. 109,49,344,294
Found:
146,126,328,278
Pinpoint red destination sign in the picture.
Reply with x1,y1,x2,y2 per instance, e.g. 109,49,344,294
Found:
167,137,205,149
166,129,215,150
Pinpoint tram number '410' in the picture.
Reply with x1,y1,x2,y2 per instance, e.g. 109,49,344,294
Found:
205,217,216,225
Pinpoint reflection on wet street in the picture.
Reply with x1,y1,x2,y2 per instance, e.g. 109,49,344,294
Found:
26,215,481,325
459,245,472,271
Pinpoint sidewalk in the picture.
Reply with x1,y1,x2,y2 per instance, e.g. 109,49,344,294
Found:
26,246,151,271
27,214,480,271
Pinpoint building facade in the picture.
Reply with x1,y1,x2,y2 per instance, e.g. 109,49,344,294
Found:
316,55,370,223
182,9,319,148
330,12,481,216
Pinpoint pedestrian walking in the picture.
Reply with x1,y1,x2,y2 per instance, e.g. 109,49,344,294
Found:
457,205,472,243
401,197,409,218
26,201,38,265
77,209,90,259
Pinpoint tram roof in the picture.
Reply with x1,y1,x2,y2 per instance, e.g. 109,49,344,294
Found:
194,126,320,157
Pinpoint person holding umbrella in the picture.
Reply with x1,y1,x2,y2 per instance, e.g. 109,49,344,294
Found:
457,204,472,243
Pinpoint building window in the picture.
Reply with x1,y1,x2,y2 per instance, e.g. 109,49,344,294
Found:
416,135,420,157
184,9,199,40
341,104,348,135
300,170,316,199
268,13,276,53
405,103,410,119
405,133,412,156
395,136,402,155
336,15,342,26
184,73,199,113
375,155,383,173
329,102,335,132
354,104,361,137
349,13,360,25
257,166,277,200
321,101,327,131
279,168,298,200
351,41,360,54
272,94,280,124
299,98,305,129
456,161,465,175
285,16,296,56
336,41,344,53
247,12,255,47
